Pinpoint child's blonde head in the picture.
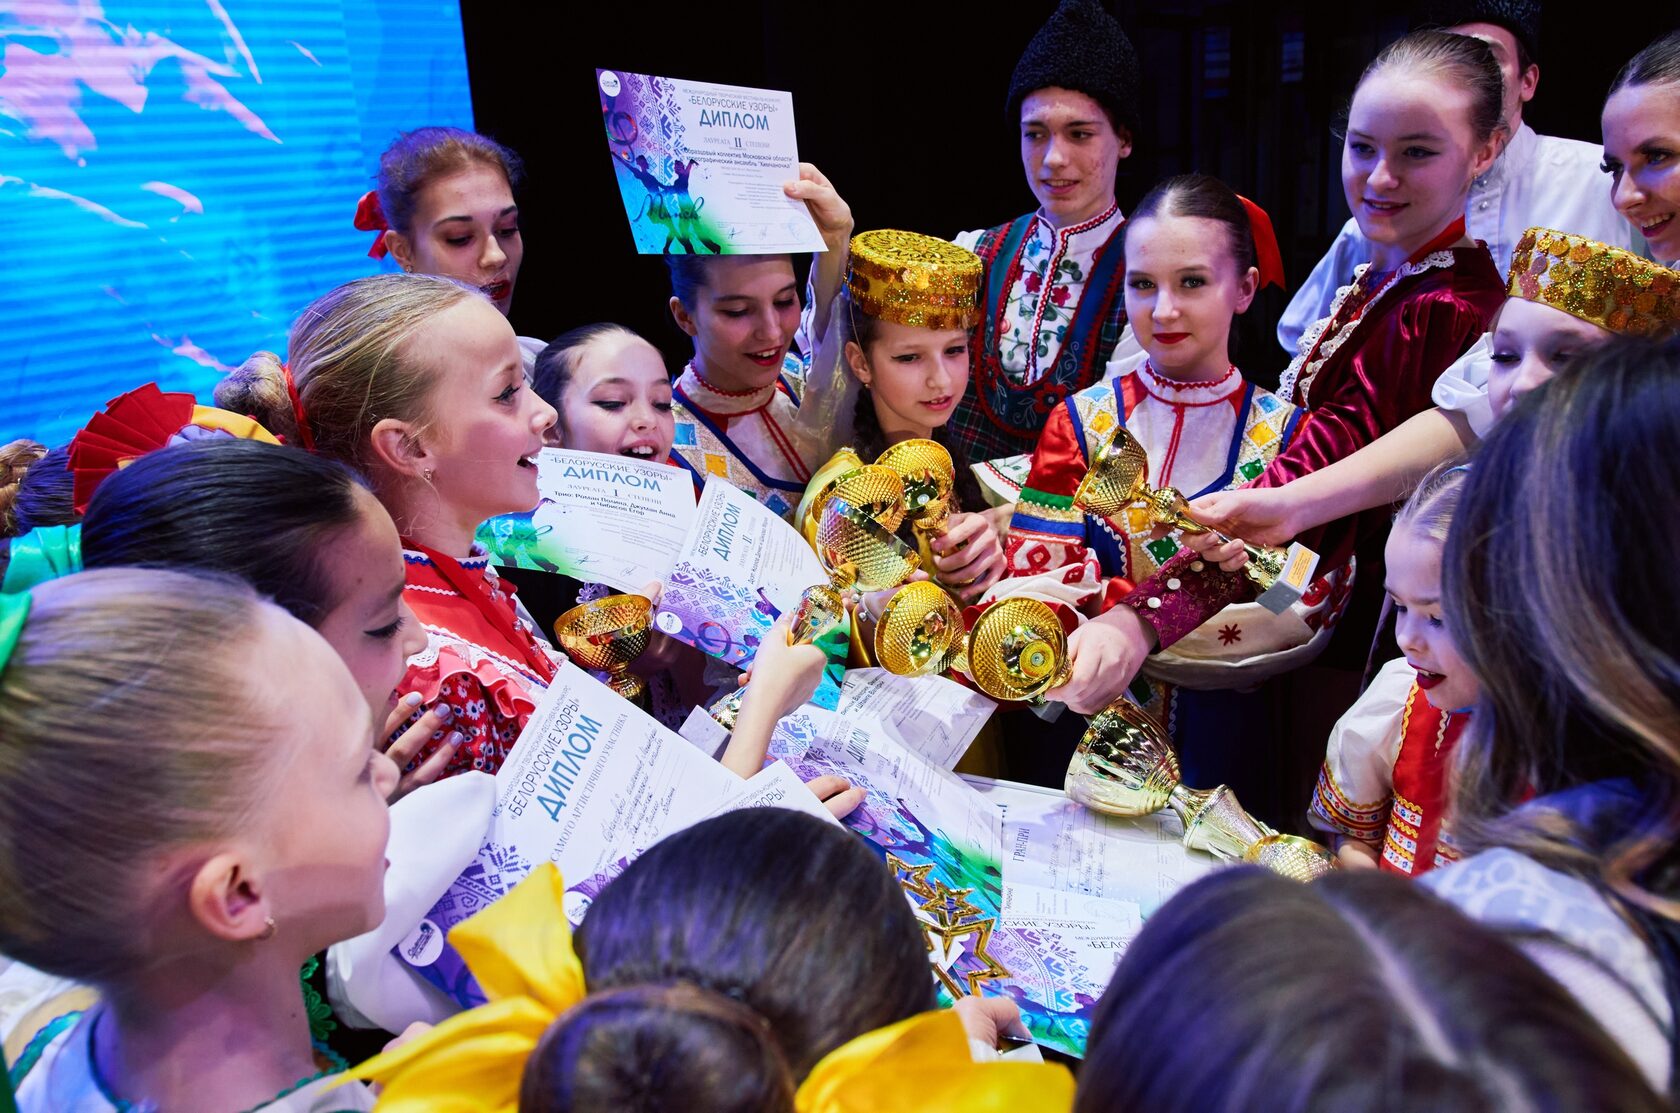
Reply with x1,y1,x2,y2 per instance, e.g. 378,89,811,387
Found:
1394,463,1468,545
0,568,286,983
216,273,479,469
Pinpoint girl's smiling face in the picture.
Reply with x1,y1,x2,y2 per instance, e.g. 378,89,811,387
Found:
1342,71,1498,265
671,256,802,394
1601,81,1680,262
846,319,971,440
1385,525,1479,712
551,331,675,462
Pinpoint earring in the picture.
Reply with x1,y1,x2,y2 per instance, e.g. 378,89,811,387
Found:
257,916,276,942
422,467,435,483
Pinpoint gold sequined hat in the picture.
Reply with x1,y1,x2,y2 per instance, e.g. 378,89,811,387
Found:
845,230,983,332
1507,227,1680,338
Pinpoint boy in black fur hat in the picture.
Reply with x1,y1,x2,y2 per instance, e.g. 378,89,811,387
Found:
950,0,1143,473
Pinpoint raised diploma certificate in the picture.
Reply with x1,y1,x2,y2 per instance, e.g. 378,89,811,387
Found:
476,449,697,593
597,68,824,255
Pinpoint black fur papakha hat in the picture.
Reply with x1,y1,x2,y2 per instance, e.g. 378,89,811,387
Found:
1006,0,1141,139
1416,0,1541,65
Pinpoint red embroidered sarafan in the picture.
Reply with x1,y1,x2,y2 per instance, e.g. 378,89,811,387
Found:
396,543,561,778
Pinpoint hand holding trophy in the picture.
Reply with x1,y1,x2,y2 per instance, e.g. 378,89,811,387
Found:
1065,696,1336,880
1074,427,1319,615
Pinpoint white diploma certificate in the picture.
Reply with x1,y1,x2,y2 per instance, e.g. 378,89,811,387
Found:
656,477,829,667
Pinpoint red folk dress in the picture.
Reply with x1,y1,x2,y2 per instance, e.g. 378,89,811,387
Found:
397,542,561,778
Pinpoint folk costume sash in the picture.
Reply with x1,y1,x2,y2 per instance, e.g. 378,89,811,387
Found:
954,211,1128,462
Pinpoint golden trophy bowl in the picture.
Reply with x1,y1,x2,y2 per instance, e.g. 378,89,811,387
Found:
710,583,848,730
874,580,967,677
875,439,956,572
1075,428,1319,616
964,598,1071,702
815,498,921,593
798,448,866,547
1065,696,1338,879
553,594,654,708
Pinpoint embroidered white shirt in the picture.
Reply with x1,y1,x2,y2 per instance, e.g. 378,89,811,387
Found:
955,205,1137,386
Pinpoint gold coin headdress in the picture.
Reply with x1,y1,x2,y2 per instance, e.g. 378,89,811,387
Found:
1507,227,1680,338
845,229,983,332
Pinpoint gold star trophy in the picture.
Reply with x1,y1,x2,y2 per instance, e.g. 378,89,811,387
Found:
1074,427,1318,615
1065,696,1336,880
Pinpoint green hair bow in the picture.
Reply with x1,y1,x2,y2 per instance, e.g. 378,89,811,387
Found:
1,524,82,594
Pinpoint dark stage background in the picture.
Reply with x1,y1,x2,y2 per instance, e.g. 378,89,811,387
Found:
462,1,1674,388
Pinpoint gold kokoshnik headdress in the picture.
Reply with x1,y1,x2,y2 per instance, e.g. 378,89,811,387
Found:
1507,226,1680,337
844,229,984,332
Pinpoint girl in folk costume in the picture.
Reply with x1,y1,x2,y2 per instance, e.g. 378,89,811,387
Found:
1,570,393,1112
666,164,856,520
354,127,544,376
1052,31,1510,719
989,174,1345,802
953,0,1141,474
219,274,561,780
1309,466,1473,876
804,229,1008,607
1193,31,1680,547
351,810,1073,1111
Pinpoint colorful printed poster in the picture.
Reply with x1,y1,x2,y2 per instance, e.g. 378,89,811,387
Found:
596,68,825,255
476,449,697,592
655,477,829,667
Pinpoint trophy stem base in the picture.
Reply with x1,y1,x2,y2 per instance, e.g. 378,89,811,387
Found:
606,670,649,710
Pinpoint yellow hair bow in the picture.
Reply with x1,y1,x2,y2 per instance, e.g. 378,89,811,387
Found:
348,863,1075,1113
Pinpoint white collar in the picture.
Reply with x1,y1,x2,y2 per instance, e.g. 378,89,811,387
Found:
1138,360,1242,403
1030,203,1123,247
677,361,781,416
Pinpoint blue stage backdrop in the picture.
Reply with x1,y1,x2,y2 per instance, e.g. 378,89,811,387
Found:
0,1,474,446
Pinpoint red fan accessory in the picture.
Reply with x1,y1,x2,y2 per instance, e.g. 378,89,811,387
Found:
67,383,281,512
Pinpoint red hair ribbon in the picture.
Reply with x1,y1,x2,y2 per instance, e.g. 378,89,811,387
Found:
354,189,390,260
280,362,317,452
1236,194,1286,291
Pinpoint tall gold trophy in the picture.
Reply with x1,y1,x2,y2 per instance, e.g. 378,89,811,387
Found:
712,464,920,730
553,593,656,709
709,583,848,730
1073,428,1319,615
1065,697,1336,880
875,438,957,574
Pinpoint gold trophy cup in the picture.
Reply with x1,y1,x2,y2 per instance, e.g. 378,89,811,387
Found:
814,466,921,593
1065,697,1336,879
875,438,956,573
798,448,866,547
964,597,1072,702
710,583,848,730
553,593,655,709
1073,427,1319,616
873,579,968,678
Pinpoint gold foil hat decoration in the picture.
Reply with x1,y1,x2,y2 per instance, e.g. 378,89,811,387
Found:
1508,227,1680,338
845,230,984,331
